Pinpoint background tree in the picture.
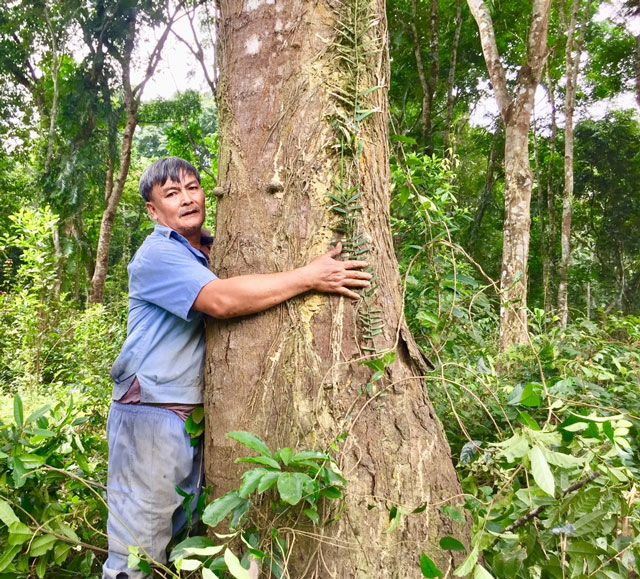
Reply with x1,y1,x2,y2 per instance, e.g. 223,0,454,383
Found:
467,0,552,350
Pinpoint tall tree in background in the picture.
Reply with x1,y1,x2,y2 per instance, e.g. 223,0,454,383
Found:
467,0,551,350
409,0,439,151
205,0,468,575
88,1,178,303
557,0,590,328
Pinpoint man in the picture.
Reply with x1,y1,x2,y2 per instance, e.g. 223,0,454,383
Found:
103,157,371,578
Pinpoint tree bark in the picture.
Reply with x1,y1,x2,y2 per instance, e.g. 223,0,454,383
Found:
204,0,469,576
543,64,558,314
558,0,589,329
467,0,551,350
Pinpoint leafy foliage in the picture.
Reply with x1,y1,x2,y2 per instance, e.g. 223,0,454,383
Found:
0,395,107,577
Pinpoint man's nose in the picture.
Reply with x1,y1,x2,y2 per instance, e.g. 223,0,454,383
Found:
179,187,194,204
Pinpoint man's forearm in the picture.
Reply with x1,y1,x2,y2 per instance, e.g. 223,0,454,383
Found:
192,268,315,319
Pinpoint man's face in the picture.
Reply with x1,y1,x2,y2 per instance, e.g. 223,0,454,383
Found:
146,171,206,239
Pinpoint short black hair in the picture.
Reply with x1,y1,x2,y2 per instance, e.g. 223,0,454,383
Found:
139,157,201,201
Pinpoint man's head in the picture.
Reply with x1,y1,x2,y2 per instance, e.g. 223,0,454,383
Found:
140,157,206,240
139,157,201,202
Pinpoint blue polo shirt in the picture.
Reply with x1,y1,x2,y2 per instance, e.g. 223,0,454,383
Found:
110,224,217,404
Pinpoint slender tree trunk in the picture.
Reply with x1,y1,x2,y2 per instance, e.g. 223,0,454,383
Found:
443,0,463,153
543,65,558,314
467,0,551,350
205,0,469,576
409,0,439,151
89,109,137,303
558,0,589,329
88,8,175,303
532,113,548,311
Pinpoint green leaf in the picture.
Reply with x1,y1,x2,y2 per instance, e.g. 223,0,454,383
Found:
227,431,272,457
440,505,465,524
572,510,608,537
517,411,540,431
53,542,72,565
29,534,58,557
391,134,418,145
203,569,219,579
275,447,293,465
24,405,51,425
257,471,281,493
508,383,542,407
224,548,250,579
291,450,330,463
454,546,478,577
190,406,205,424
420,552,444,577
18,453,46,468
0,545,21,572
230,498,251,530
14,394,24,428
529,445,555,496
202,491,246,527
277,472,303,505
541,448,586,468
178,558,203,571
8,521,32,545
319,486,342,499
0,498,20,527
493,432,530,462
170,536,218,561
10,457,28,488
439,536,466,551
235,456,281,469
303,508,320,524
239,468,267,498
473,565,495,579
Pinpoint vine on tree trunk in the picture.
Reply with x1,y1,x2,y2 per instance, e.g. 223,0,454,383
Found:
328,0,384,353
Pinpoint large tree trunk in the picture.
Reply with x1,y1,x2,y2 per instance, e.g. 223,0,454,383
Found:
467,0,551,350
204,0,469,576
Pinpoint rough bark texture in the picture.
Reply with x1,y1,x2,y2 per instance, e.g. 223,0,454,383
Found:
204,0,469,576
467,0,551,350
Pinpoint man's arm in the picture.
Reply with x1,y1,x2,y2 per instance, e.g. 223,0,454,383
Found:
192,243,372,319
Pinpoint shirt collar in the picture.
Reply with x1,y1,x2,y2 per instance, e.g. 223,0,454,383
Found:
153,224,209,264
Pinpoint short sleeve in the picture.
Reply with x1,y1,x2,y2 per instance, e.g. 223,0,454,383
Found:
129,239,217,320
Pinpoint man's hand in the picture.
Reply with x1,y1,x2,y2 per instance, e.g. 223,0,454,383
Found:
303,242,372,300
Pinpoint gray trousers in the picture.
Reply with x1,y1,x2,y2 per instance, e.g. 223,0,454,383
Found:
102,402,203,579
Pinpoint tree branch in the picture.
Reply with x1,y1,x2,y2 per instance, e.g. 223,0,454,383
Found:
466,0,511,117
504,471,601,532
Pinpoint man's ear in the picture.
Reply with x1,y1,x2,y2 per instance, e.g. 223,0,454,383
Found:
145,201,158,221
